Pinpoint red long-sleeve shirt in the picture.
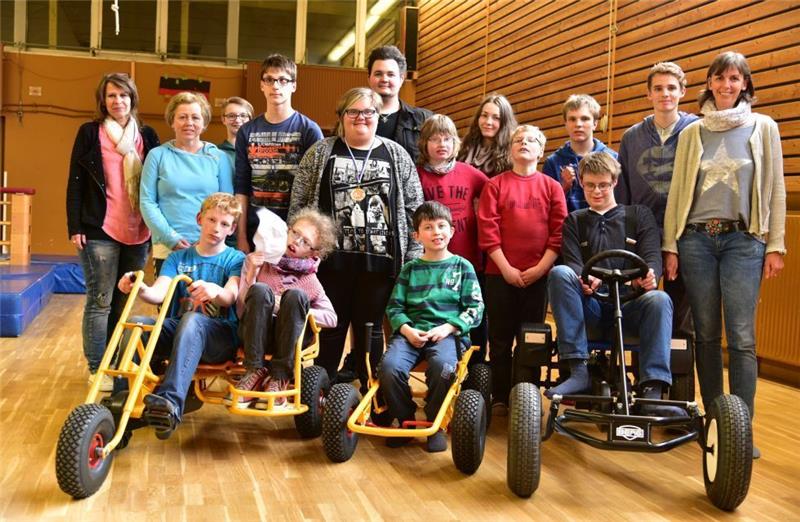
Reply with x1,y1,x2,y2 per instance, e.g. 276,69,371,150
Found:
477,170,567,275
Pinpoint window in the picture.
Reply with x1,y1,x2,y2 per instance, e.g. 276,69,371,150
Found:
21,1,92,50
167,0,227,61
101,0,157,53
307,0,356,66
238,1,295,62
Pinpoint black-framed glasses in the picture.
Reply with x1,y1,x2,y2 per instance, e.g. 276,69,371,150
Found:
344,108,377,120
261,76,294,87
224,113,250,121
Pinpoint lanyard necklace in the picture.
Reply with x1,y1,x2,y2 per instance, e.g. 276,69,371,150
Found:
344,137,376,202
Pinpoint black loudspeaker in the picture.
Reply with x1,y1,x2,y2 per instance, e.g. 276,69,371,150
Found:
400,6,419,72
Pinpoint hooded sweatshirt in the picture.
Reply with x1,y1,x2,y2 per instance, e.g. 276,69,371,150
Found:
542,138,617,213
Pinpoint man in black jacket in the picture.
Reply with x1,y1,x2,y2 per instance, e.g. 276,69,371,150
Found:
545,152,682,416
368,45,432,162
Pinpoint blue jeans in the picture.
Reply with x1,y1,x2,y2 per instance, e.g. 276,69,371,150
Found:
678,229,765,417
128,312,237,420
547,265,673,385
79,239,149,372
379,334,460,422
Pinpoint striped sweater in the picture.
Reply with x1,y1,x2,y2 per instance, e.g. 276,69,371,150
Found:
386,255,484,345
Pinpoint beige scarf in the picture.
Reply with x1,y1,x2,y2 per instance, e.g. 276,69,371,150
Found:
103,117,143,209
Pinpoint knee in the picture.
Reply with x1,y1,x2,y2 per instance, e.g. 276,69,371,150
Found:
640,290,672,312
548,265,577,291
246,282,274,306
379,353,407,382
88,288,113,309
426,355,456,383
281,288,310,309
177,311,205,334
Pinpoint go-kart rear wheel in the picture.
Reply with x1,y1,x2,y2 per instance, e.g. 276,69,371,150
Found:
295,365,330,438
703,394,752,511
322,384,360,462
55,403,116,499
451,389,487,475
507,382,542,498
463,363,492,428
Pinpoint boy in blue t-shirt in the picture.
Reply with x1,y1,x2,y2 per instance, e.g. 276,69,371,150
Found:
118,193,245,439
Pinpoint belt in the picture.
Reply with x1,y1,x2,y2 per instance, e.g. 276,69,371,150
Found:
685,219,746,237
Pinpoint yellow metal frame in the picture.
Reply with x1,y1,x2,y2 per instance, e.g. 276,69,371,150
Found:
83,271,323,458
345,345,479,439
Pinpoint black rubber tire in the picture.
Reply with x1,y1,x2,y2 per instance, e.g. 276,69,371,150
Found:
321,384,360,463
507,382,542,498
55,403,116,499
451,389,487,475
703,394,752,511
669,372,696,403
295,365,330,438
463,363,492,428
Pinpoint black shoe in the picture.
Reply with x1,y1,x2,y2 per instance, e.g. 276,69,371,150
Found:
426,430,448,453
386,436,412,448
334,369,357,384
143,394,180,440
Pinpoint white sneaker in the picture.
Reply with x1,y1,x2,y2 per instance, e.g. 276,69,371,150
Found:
89,373,114,392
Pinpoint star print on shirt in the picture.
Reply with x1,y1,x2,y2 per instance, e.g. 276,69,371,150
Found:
700,140,752,195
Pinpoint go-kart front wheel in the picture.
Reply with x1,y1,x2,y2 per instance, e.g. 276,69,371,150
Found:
507,382,542,498
463,363,492,428
56,403,116,499
703,394,752,511
322,384,360,462
451,389,487,475
295,365,330,438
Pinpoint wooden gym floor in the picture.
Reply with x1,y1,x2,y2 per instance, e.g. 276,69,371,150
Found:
1,294,798,521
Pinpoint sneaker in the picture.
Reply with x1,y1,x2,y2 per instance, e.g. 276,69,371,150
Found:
143,394,179,440
256,378,291,410
426,430,448,453
89,372,114,393
491,401,508,417
223,367,269,408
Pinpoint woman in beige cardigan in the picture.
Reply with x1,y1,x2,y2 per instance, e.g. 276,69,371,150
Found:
662,52,785,458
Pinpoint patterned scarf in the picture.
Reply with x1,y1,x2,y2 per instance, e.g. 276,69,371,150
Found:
424,159,456,175
701,100,754,132
275,255,319,275
103,117,143,209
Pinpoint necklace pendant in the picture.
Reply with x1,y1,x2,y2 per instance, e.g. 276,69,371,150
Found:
351,187,366,202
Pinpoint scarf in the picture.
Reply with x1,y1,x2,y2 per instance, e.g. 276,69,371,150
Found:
275,255,319,275
463,144,495,175
701,100,754,132
103,117,143,209
424,159,456,175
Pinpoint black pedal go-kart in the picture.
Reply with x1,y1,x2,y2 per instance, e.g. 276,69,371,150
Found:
507,249,752,511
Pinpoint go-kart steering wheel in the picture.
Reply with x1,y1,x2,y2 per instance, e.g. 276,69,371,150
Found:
581,249,650,304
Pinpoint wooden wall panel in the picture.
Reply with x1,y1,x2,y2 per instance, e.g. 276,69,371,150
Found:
417,0,800,202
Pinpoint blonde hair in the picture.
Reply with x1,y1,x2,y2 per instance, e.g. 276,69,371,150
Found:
165,91,212,128
199,192,243,221
417,114,461,165
221,96,254,119
562,94,601,121
511,124,546,149
578,151,621,183
647,62,687,90
289,208,337,259
334,88,383,138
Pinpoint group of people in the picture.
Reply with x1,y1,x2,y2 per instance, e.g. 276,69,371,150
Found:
67,45,785,456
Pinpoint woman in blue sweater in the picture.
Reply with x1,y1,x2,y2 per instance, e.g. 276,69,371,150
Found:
141,92,233,274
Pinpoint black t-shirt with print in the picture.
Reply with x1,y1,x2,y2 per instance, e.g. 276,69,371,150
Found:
319,138,398,275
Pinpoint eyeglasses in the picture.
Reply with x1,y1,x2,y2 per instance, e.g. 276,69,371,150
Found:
261,76,294,87
512,137,542,146
224,113,250,121
344,108,378,120
428,136,454,144
289,228,317,250
583,182,614,192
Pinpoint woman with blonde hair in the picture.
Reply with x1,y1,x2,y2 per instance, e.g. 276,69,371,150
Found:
290,87,423,389
140,91,233,274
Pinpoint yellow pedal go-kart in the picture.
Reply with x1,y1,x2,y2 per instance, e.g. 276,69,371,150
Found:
55,271,330,499
321,323,492,475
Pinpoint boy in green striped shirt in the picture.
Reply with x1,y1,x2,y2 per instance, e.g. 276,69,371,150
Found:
381,201,484,452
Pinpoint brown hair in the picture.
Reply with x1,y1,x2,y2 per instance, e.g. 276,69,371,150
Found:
221,96,254,119
458,93,517,173
334,87,383,138
698,51,755,108
165,91,212,128
260,54,297,82
562,94,601,121
647,62,687,90
578,151,621,183
367,45,407,75
412,201,453,230
94,73,140,123
289,208,337,259
417,114,461,166
200,192,243,221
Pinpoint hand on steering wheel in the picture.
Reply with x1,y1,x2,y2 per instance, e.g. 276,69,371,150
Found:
581,249,650,304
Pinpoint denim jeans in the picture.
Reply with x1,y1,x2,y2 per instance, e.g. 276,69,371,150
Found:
128,312,237,420
678,229,765,417
547,265,673,385
79,239,149,372
379,334,459,422
238,284,310,380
